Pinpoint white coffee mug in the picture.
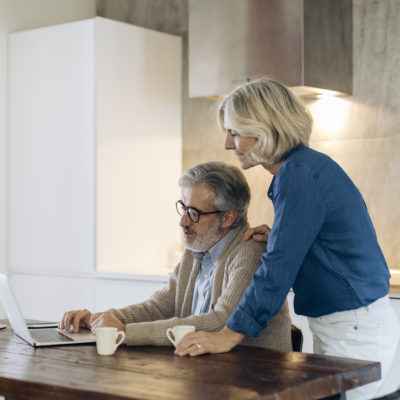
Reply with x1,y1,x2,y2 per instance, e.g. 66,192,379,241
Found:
95,327,125,356
166,325,195,347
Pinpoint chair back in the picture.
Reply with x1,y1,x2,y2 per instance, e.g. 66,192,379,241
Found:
291,324,303,352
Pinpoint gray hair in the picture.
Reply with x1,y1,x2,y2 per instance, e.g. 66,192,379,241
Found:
218,78,313,164
178,161,250,228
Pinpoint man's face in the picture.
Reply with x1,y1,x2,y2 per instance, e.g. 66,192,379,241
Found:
179,185,223,252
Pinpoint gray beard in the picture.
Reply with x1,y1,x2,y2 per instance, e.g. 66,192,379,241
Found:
183,218,223,252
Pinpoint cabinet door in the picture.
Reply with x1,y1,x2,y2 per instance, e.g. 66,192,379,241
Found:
9,18,182,277
96,18,182,276
9,20,96,273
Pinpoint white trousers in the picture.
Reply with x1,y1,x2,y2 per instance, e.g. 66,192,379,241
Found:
308,296,400,400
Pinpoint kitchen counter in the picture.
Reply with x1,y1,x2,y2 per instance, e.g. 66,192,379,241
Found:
390,270,400,295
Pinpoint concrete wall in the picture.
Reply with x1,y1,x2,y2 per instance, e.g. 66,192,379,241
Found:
182,0,400,272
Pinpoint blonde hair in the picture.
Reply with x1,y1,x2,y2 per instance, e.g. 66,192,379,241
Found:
218,79,313,164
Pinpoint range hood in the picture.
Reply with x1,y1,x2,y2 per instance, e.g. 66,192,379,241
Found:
188,0,353,98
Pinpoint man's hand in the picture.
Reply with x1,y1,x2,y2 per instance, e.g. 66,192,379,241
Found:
242,224,271,242
174,327,244,357
59,309,92,333
89,311,126,333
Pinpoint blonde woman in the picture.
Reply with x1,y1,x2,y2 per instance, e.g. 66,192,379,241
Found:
176,79,400,400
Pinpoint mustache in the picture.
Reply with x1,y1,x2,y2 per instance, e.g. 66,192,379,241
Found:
182,226,196,235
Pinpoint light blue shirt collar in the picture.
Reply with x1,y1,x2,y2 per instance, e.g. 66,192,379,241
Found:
208,229,234,263
191,229,235,316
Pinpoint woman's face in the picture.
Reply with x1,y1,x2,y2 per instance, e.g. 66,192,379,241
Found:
224,129,258,170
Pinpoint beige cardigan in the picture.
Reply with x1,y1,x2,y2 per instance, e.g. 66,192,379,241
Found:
112,222,292,350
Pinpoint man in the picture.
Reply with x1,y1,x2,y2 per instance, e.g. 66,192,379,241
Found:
60,162,292,350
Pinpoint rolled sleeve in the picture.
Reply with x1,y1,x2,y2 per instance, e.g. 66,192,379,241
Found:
226,306,264,336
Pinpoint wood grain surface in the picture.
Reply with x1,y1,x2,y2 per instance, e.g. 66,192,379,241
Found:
0,320,380,400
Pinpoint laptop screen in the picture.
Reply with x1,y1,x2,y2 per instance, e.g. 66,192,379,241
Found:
0,274,35,345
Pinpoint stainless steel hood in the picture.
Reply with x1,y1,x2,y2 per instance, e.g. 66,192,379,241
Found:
188,0,353,98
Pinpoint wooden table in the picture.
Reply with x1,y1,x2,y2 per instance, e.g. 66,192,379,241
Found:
0,320,381,400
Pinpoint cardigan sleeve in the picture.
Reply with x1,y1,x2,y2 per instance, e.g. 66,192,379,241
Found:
119,239,267,347
110,262,180,325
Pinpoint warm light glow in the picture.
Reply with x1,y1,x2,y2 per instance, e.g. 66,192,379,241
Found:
291,86,345,98
315,89,340,99
310,95,348,135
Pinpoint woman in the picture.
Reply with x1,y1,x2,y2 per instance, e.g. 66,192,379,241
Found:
175,79,400,399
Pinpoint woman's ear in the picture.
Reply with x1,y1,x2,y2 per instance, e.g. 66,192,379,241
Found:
221,210,238,229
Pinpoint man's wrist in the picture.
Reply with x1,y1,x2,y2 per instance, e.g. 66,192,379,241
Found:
222,326,245,346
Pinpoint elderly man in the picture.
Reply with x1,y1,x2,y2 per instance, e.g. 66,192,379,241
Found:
60,162,292,350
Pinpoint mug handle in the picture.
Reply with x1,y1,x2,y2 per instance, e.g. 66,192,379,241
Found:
166,328,176,346
115,331,126,350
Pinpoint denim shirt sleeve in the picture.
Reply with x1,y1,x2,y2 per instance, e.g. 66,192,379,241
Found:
227,165,326,336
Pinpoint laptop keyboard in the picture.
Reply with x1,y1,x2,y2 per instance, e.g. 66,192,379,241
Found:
30,328,72,343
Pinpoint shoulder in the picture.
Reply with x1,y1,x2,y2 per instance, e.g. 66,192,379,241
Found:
221,236,265,274
229,237,265,258
280,146,343,182
286,146,329,165
272,147,336,201
277,147,355,204
223,222,265,257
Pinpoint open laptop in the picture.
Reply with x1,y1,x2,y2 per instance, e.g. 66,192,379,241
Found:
0,273,96,347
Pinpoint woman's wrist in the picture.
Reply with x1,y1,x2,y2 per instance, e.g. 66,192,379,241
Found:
221,326,245,346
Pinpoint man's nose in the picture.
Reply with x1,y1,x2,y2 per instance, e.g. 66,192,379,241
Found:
224,133,235,150
179,210,192,226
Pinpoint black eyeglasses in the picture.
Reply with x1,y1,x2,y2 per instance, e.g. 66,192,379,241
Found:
176,200,222,223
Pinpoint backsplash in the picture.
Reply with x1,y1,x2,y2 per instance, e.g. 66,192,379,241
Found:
182,0,400,270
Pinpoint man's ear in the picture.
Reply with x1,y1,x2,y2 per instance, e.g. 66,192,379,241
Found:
221,210,238,229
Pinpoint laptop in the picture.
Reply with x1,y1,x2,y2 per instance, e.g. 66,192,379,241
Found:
0,273,96,347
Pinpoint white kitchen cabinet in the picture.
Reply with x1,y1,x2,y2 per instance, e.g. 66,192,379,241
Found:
8,17,182,278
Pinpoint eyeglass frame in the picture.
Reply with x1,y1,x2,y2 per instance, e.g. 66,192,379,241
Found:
175,200,223,223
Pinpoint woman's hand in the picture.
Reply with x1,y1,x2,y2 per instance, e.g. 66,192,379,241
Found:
242,224,271,242
174,327,244,357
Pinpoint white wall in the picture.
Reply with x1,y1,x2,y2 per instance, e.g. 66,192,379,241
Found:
9,272,168,321
8,19,97,275
4,16,182,333
0,0,96,319
7,18,182,279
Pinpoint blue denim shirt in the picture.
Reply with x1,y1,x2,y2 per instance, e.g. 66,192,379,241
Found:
227,146,390,337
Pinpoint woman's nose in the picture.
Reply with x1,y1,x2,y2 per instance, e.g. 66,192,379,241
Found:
225,133,235,150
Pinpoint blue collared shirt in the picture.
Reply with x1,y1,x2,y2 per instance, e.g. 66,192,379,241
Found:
191,230,234,315
227,146,390,336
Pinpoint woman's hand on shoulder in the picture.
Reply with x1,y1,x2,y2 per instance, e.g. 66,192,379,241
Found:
242,224,271,242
